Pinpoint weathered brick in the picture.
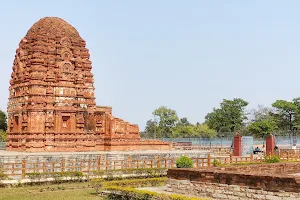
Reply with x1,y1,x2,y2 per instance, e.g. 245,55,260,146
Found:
6,17,170,152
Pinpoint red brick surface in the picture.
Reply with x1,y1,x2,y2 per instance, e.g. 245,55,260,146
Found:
168,163,300,192
233,134,242,156
266,134,275,156
6,17,170,152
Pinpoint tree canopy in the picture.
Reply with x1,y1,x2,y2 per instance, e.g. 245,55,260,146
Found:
205,98,248,132
152,106,179,138
247,105,277,138
0,110,7,141
271,99,300,133
144,106,216,138
248,119,277,138
0,110,7,132
144,97,300,138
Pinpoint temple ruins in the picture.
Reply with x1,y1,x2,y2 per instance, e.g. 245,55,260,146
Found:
6,17,169,152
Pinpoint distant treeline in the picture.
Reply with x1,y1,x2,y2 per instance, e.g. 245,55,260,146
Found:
144,98,300,138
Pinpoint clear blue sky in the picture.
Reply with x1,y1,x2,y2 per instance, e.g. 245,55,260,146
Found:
1,1,300,130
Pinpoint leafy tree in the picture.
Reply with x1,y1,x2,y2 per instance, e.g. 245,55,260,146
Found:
177,117,191,126
144,119,156,135
171,125,195,138
171,117,196,138
153,106,179,138
0,110,7,132
193,123,217,138
205,98,249,132
0,130,6,142
249,105,274,122
248,119,277,138
271,99,300,134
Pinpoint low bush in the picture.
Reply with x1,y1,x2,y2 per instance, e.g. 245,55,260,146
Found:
0,171,8,180
264,155,280,163
104,177,167,187
92,167,167,180
176,156,193,168
27,172,42,180
25,171,84,183
212,159,222,167
106,186,208,200
92,177,167,194
21,168,167,186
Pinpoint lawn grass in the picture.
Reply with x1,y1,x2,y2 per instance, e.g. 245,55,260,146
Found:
0,181,103,200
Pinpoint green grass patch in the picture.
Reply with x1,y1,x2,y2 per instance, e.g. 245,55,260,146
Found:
0,181,101,200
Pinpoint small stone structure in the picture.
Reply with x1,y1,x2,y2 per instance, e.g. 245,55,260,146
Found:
266,134,276,156
233,134,254,156
167,163,300,199
233,134,242,156
6,17,169,152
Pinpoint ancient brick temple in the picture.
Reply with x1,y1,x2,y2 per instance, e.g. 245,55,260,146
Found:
6,17,170,152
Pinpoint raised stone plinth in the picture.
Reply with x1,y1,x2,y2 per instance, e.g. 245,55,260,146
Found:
167,164,300,199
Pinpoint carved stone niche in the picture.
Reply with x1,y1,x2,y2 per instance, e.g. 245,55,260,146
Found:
75,71,84,84
12,115,20,132
46,86,54,94
46,70,55,82
61,48,73,61
76,113,84,130
45,111,54,131
62,62,73,72
77,88,84,97
48,45,56,54
61,114,71,131
9,116,14,132
48,57,56,67
94,114,104,132
21,113,28,131
60,37,71,47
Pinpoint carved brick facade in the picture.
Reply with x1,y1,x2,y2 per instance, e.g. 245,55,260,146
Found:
6,17,170,152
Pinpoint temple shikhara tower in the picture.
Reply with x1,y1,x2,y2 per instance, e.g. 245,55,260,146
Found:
6,17,169,152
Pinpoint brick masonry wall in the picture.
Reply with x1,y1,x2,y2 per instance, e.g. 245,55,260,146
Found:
167,178,300,200
168,168,300,192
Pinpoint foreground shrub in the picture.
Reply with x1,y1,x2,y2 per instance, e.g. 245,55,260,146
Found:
93,177,167,194
106,186,207,200
92,167,167,180
176,156,193,168
212,159,222,167
25,171,84,183
264,155,280,163
22,168,167,185
0,171,8,180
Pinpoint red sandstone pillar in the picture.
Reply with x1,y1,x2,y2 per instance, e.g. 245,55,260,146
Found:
233,133,242,156
266,134,275,156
